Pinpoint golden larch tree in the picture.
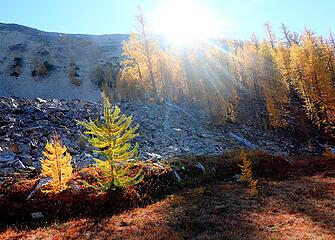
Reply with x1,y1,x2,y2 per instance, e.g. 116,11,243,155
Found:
78,94,142,190
40,135,73,193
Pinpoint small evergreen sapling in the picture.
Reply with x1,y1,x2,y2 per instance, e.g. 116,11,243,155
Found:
78,94,143,190
40,135,73,193
250,179,259,197
238,150,258,196
238,150,253,182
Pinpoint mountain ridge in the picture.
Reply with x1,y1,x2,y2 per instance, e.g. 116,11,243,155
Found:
0,22,129,101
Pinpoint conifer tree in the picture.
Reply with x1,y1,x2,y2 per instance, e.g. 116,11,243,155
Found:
274,42,292,89
250,179,259,197
40,134,73,193
238,150,258,196
120,6,164,103
259,41,288,128
264,22,276,49
238,150,253,182
289,31,335,136
119,16,334,137
78,94,142,190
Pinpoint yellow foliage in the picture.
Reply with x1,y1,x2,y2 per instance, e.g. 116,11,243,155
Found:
238,150,259,196
289,31,335,133
323,146,335,160
250,179,259,197
40,138,73,193
121,31,164,102
119,18,334,135
78,94,142,190
238,150,253,182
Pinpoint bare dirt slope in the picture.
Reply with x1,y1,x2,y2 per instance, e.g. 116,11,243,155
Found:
0,23,127,101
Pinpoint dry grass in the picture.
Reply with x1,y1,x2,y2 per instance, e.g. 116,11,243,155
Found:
2,176,334,240
1,155,334,240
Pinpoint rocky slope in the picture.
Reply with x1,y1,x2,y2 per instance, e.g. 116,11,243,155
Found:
0,96,319,178
0,23,327,178
0,23,127,101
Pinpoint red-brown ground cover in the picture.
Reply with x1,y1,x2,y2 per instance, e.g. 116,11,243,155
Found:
1,152,334,239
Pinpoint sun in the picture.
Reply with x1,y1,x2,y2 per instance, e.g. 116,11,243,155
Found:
151,0,220,45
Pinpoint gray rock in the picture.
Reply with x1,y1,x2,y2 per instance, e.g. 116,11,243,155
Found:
69,181,81,194
234,174,243,182
74,153,95,168
18,154,33,166
17,142,32,154
31,212,44,219
146,152,163,160
229,132,259,150
0,96,317,177
26,177,52,200
14,159,26,169
173,170,181,182
195,162,206,173
0,152,16,162
36,98,47,103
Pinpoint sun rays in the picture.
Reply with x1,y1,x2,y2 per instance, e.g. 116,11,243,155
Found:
150,0,220,45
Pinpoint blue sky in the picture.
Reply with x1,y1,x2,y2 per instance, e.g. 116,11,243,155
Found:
0,0,334,39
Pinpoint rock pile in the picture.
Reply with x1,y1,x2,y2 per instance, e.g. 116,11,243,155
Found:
0,97,227,174
0,96,322,178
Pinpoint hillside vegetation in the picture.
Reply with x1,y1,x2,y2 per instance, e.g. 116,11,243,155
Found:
119,19,335,141
0,9,334,239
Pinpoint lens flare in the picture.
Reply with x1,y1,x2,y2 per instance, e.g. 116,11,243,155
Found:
151,0,220,45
